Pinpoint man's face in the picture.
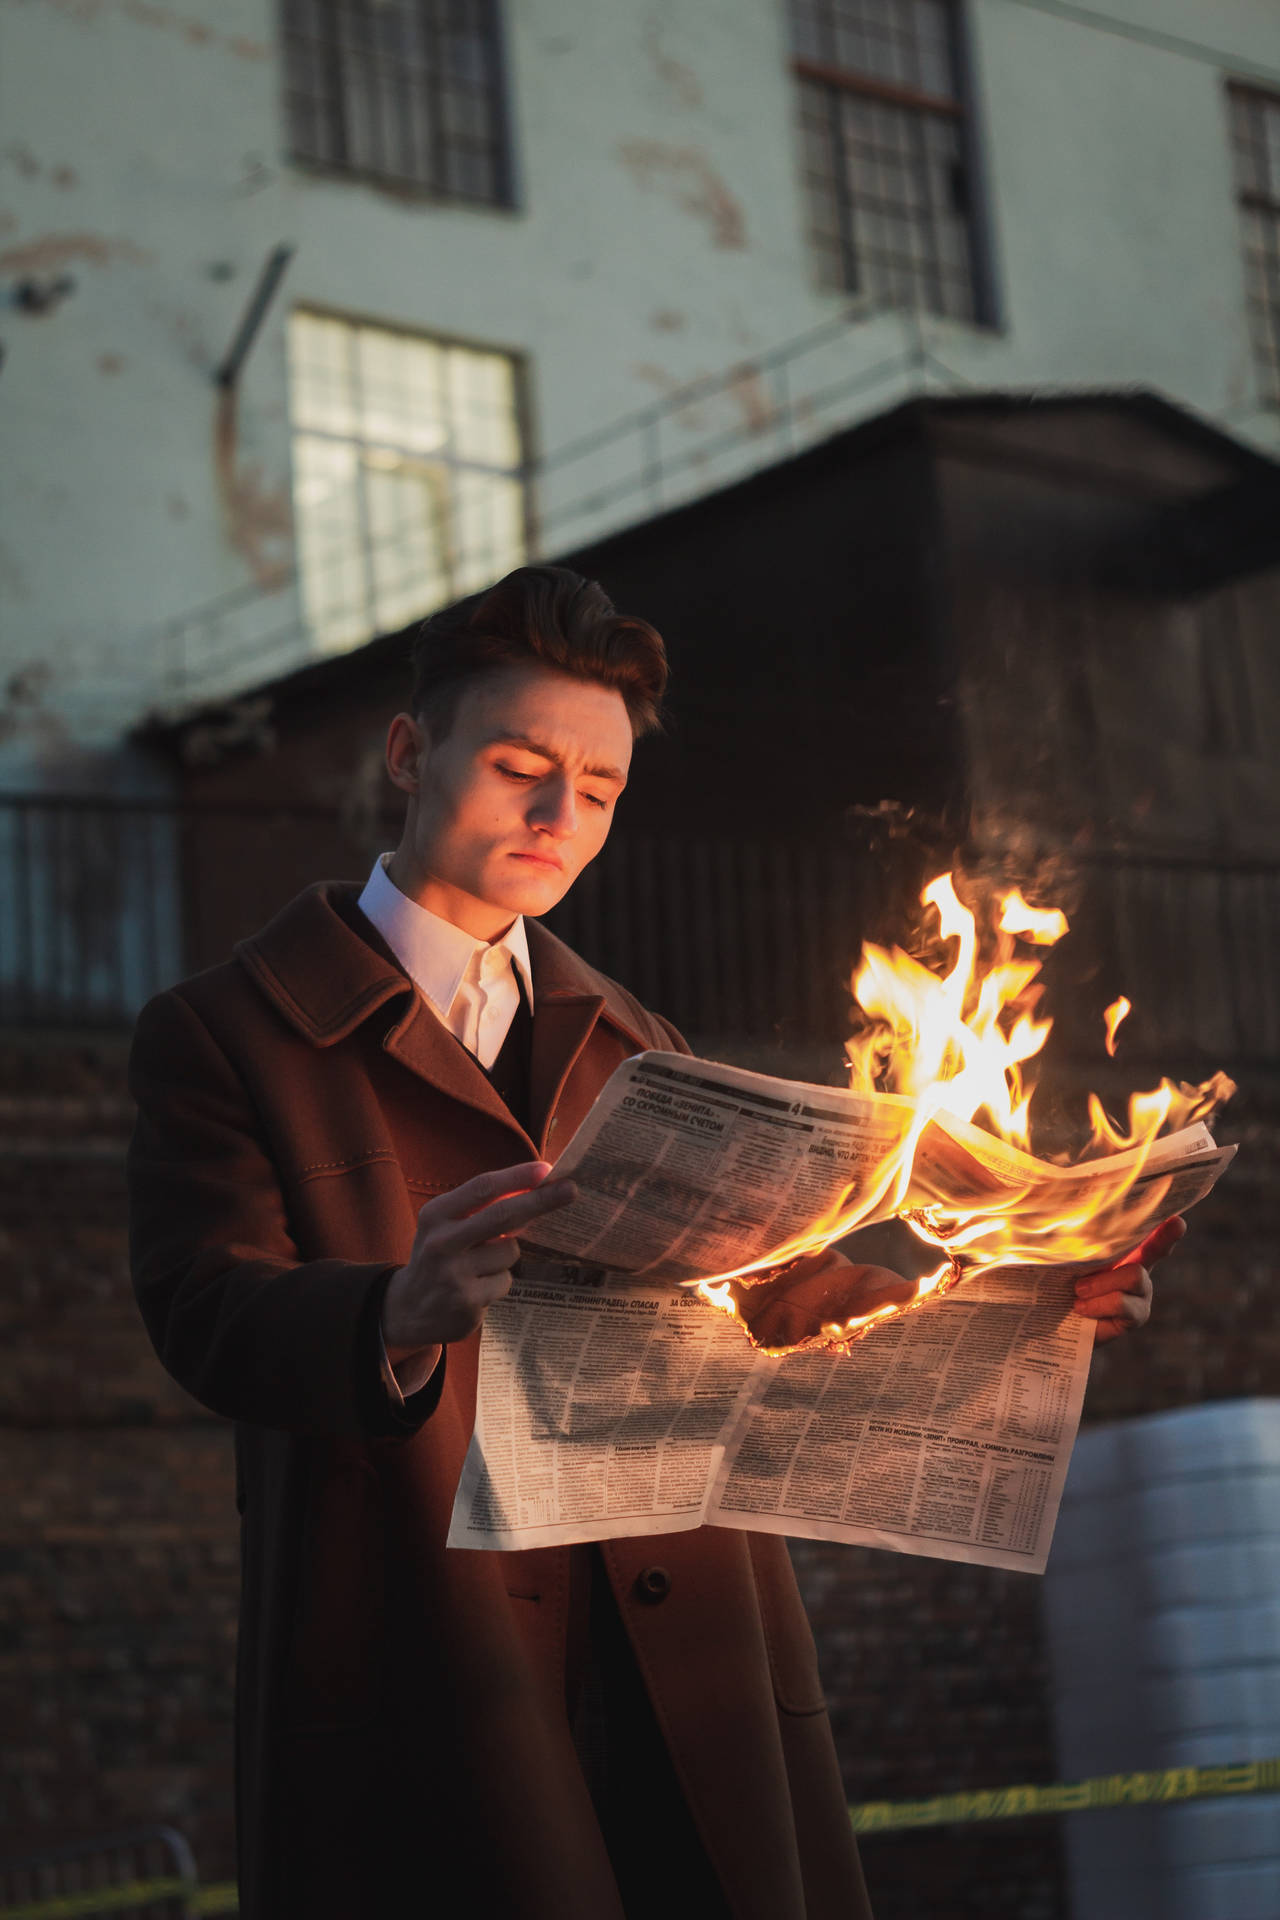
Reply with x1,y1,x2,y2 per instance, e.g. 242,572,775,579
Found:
388,662,634,937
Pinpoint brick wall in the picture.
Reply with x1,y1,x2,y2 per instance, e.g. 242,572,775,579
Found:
0,1038,238,1884
4,1034,1275,1916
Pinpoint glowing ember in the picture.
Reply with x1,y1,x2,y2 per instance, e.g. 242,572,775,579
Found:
1104,995,1131,1057
695,872,1234,1355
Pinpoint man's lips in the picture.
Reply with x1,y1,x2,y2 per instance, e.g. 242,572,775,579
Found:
510,849,565,873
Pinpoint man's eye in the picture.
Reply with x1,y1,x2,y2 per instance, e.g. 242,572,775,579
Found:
581,791,611,811
496,765,537,783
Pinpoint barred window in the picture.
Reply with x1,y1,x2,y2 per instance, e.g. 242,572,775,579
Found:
1227,83,1280,406
287,311,527,654
281,0,512,204
788,0,983,321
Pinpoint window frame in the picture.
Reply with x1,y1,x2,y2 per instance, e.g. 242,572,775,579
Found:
279,0,519,211
1226,78,1280,409
788,0,999,328
285,303,534,653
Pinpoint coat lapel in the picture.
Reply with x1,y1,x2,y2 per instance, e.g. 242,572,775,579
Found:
525,920,655,1154
235,883,652,1155
381,990,538,1148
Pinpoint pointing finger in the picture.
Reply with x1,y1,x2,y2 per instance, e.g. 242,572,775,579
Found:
428,1162,553,1222
441,1177,579,1251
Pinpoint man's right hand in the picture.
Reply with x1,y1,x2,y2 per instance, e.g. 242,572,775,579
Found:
380,1160,578,1363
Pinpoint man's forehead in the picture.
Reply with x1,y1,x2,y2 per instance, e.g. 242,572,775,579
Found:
460,665,633,776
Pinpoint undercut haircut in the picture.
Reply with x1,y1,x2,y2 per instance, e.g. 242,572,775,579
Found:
409,566,667,742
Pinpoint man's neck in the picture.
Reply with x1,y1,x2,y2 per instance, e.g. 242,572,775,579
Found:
384,846,517,943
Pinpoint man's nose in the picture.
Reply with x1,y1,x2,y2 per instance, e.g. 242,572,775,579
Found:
529,775,577,838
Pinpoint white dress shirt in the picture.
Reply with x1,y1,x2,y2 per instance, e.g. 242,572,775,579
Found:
356,852,534,1402
357,852,533,1067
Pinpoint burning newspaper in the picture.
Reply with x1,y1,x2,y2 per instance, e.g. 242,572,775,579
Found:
448,874,1235,1571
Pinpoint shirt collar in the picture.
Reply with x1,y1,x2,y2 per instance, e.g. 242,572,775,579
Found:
356,853,532,1021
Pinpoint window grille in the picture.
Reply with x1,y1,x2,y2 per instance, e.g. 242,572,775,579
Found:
287,310,527,654
280,0,512,205
787,0,982,321
1227,83,1280,407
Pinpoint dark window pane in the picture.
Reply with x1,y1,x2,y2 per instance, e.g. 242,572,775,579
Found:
280,0,510,203
1228,88,1280,405
790,1,979,319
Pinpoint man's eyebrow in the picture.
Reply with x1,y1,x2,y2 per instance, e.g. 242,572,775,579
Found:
488,731,627,783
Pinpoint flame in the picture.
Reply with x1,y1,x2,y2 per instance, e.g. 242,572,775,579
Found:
999,889,1069,945
1104,996,1131,1057
695,872,1233,1356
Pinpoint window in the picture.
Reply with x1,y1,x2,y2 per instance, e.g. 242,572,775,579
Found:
1227,83,1280,406
788,0,983,322
281,0,512,204
287,311,527,654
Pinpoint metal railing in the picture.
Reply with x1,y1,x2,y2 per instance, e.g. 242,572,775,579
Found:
145,309,961,714
3,795,1279,1071
0,797,183,1029
0,1826,199,1920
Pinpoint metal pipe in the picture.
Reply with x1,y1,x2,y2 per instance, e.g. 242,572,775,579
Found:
213,243,295,389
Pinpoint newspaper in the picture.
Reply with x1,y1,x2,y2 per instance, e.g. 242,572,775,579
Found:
447,1054,1234,1571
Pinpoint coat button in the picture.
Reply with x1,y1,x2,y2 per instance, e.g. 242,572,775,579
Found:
634,1565,672,1604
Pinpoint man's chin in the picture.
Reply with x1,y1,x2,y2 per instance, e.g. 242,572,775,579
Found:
494,859,574,917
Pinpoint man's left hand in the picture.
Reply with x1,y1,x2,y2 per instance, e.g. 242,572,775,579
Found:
1072,1214,1186,1345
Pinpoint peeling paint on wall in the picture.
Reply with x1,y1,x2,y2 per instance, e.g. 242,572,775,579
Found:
630,361,711,430
213,387,294,592
642,19,703,110
0,233,150,275
617,141,746,249
725,364,775,434
3,145,81,189
2,145,42,179
19,0,268,58
631,357,776,437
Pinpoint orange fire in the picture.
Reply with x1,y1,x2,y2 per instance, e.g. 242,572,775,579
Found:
696,872,1233,1354
1104,995,1131,1057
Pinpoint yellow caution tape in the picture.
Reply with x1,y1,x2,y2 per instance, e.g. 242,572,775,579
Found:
850,1755,1280,1832
0,1884,237,1919
5,1762,1280,1915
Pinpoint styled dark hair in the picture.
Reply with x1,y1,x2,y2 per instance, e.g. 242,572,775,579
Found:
409,565,667,741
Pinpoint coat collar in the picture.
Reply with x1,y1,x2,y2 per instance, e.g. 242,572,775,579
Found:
234,881,650,1148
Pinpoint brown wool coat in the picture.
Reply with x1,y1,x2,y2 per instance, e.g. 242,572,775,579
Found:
127,882,873,1920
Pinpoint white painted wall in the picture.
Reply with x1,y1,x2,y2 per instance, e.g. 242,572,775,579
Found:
1,0,1277,781
1044,1400,1280,1920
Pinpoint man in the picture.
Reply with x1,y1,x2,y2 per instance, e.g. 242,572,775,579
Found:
128,565,1164,1918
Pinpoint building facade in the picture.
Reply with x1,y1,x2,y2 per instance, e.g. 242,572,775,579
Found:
2,0,1279,773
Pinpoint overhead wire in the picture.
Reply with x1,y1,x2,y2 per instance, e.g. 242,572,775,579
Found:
994,0,1280,88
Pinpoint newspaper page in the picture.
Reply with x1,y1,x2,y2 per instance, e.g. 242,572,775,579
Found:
448,1053,1235,1572
522,1054,917,1282
447,1259,1098,1572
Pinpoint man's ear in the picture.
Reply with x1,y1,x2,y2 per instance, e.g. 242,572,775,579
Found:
386,712,425,795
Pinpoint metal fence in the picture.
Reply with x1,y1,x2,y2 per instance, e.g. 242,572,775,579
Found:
2,795,1278,1071
0,798,183,1029
0,1825,198,1919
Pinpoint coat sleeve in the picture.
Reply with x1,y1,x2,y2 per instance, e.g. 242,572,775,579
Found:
649,1010,694,1057
127,986,444,1440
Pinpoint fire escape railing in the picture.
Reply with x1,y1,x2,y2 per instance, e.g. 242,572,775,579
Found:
144,310,959,716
